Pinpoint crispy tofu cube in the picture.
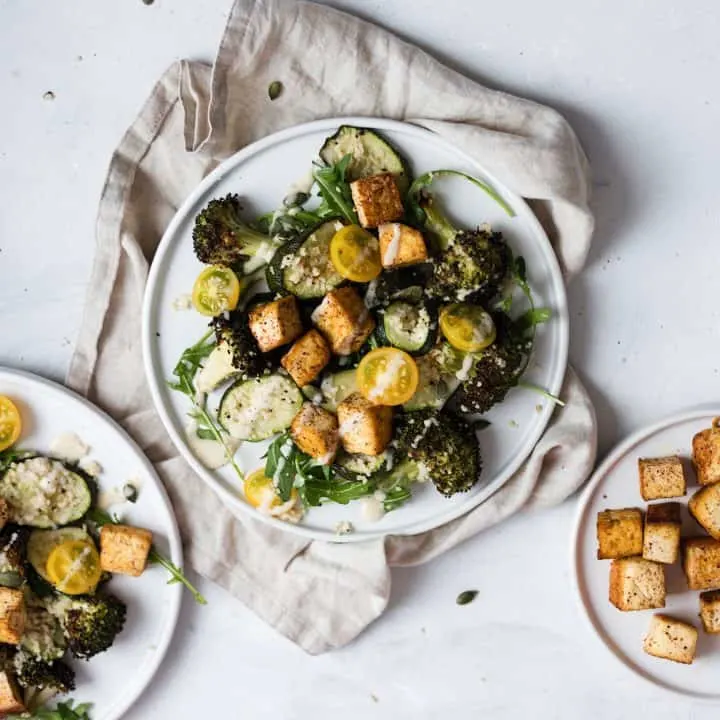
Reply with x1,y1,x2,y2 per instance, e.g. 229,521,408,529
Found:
643,614,698,664
248,296,303,352
700,590,720,633
0,499,8,532
692,419,720,486
609,558,665,611
100,524,153,577
689,483,720,539
683,537,720,590
311,287,375,355
0,588,24,645
281,330,331,387
290,403,339,463
638,456,686,501
378,223,428,268
643,502,682,564
596,508,644,560
0,671,25,715
337,393,393,456
350,173,404,228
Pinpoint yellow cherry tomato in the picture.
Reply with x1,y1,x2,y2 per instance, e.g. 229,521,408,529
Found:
439,303,497,353
0,396,21,452
329,225,382,282
243,468,297,510
192,265,241,316
357,348,419,406
46,539,102,595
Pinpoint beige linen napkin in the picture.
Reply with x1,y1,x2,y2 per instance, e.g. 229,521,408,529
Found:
67,0,597,654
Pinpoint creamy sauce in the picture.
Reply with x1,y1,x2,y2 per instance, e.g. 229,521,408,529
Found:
79,459,102,477
368,352,407,401
335,520,354,535
287,170,315,196
455,354,475,382
382,224,402,266
360,496,385,522
98,487,126,510
50,432,89,463
184,423,240,470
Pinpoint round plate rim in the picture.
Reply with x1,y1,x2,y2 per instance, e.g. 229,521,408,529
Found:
0,366,184,719
570,406,720,702
141,115,569,543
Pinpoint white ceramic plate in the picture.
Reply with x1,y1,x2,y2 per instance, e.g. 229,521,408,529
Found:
572,409,720,699
142,117,568,542
0,367,182,719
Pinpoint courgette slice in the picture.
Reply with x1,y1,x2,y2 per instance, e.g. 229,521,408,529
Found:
219,374,303,441
27,527,95,583
0,457,92,528
319,370,359,412
266,219,345,299
335,450,388,477
403,343,472,412
320,126,410,194
377,300,437,355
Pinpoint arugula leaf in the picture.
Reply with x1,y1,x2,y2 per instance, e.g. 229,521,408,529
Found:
313,156,358,224
515,307,552,334
10,700,93,720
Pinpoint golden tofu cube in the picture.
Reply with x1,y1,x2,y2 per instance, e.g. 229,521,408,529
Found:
0,588,25,645
689,482,720,539
609,557,666,612
0,671,25,715
350,173,404,228
100,524,153,577
311,287,375,355
643,614,698,664
290,403,339,463
248,296,303,352
683,537,720,590
337,393,392,456
378,223,428,268
638,456,686,501
596,508,643,560
281,330,331,387
700,590,720,633
693,419,720,486
643,502,681,564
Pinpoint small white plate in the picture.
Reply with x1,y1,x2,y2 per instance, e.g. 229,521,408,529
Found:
0,367,182,719
142,117,569,542
572,408,720,700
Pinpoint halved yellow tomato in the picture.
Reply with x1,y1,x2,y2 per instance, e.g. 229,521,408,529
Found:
0,396,21,452
192,265,241,316
46,539,102,595
244,468,297,510
329,225,382,282
357,348,419,406
439,303,496,353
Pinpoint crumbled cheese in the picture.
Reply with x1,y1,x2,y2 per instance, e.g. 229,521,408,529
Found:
79,459,102,477
50,432,89,463
360,496,385,522
335,520,354,536
172,293,193,311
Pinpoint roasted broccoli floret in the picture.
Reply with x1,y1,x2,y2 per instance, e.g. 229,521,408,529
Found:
48,594,126,660
421,196,510,302
13,649,75,695
210,309,274,380
193,194,283,267
451,312,530,414
0,526,29,588
20,606,66,661
393,409,481,496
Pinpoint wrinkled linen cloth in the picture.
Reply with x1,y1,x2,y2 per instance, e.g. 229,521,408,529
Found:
67,0,597,654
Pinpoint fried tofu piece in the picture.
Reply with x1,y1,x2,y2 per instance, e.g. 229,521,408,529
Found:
638,456,686,501
643,502,681,564
337,393,393,456
683,537,720,590
692,419,720,486
0,588,25,645
643,614,698,664
596,508,644,560
290,403,339,464
378,223,428,268
699,590,720,633
689,483,720,539
248,296,303,352
350,173,404,228
609,558,666,611
100,524,153,577
311,287,375,355
281,330,331,387
0,499,8,532
0,671,25,715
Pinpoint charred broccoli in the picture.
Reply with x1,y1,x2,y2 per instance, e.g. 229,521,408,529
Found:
421,196,510,303
193,194,283,268
14,649,75,695
451,312,530,414
208,309,274,380
20,607,66,661
0,526,29,588
48,593,126,660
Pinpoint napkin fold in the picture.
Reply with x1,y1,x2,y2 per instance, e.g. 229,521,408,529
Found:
67,0,597,654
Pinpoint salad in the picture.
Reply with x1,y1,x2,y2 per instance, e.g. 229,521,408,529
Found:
170,125,556,527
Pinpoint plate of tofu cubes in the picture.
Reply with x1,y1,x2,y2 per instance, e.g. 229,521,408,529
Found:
573,409,720,698
142,117,568,541
0,367,186,718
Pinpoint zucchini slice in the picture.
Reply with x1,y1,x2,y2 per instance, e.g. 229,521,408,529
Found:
0,457,92,528
27,527,95,583
403,344,471,412
319,370,359,412
266,219,345,299
219,374,303,441
320,126,410,194
378,300,437,355
335,450,387,477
